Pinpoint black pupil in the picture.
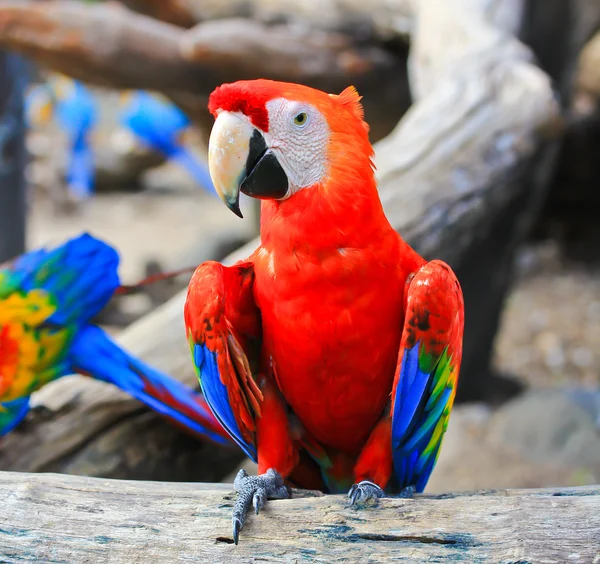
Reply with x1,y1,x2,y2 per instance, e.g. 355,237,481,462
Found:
296,113,306,123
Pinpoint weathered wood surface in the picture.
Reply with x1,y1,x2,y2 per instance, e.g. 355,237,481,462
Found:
0,0,561,476
0,472,598,563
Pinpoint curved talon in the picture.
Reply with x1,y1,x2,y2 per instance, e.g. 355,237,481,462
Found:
397,485,415,499
232,517,242,545
348,480,385,505
253,486,267,515
230,468,291,544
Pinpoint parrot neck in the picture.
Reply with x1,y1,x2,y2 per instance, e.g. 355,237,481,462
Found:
259,174,397,255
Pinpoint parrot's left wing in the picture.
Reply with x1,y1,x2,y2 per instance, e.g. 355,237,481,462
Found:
184,261,263,462
390,260,464,493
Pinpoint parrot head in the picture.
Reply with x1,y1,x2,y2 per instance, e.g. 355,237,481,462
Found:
207,79,374,218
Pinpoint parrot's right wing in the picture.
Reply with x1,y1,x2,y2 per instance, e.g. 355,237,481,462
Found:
390,260,464,493
184,261,263,462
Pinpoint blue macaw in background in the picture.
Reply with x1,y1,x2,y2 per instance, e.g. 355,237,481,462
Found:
119,91,216,195
26,75,97,202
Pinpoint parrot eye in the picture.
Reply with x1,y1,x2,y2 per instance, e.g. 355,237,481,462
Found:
292,112,309,128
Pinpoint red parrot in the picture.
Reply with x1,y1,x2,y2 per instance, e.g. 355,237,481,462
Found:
184,79,464,544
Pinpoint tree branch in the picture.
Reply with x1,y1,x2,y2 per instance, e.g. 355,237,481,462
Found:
0,0,410,141
1,472,598,561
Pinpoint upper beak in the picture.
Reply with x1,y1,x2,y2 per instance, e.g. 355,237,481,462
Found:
208,111,289,218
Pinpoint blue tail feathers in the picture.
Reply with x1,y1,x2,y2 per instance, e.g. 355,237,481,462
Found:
69,325,229,444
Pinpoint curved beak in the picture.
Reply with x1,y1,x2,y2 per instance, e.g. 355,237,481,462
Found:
208,111,289,218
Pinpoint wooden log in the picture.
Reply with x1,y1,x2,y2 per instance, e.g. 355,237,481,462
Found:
0,0,410,143
1,471,598,562
120,0,524,42
0,50,28,263
118,0,204,28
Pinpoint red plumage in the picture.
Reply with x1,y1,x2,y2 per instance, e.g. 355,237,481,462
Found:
187,79,464,496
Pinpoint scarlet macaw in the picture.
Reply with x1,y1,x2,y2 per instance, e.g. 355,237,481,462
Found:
184,80,464,543
0,233,230,444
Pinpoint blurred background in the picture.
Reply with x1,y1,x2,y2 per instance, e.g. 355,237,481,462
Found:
0,0,599,493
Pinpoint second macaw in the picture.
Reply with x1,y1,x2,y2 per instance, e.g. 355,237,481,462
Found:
119,91,215,194
26,75,98,201
0,233,230,445
184,79,465,543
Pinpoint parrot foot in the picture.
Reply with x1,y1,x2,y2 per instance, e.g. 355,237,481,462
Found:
348,480,385,505
396,485,416,499
231,468,291,545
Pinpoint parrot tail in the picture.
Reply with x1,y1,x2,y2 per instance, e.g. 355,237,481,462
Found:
5,233,119,326
68,325,230,445
171,148,216,195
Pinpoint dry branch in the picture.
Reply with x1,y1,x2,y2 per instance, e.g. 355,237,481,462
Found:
1,472,599,562
119,0,252,28
120,0,524,42
0,0,410,142
118,0,203,28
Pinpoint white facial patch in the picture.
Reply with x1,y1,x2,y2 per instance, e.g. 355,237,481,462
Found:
264,98,329,195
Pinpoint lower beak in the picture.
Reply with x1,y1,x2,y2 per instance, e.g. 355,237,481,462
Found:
208,111,289,218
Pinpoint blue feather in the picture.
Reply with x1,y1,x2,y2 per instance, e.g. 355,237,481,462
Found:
391,341,454,493
194,344,257,461
66,134,95,199
54,80,98,199
69,326,229,445
402,387,451,452
392,345,430,440
0,397,30,437
12,233,119,326
119,92,215,195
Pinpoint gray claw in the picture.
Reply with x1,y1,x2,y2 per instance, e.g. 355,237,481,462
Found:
348,480,385,505
230,468,291,544
232,517,242,545
253,486,266,514
397,485,415,499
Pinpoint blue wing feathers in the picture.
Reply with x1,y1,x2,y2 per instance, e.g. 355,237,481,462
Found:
10,234,120,325
392,341,454,492
393,346,430,440
194,344,257,461
400,343,420,395
69,326,228,445
403,387,451,452
0,397,31,437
